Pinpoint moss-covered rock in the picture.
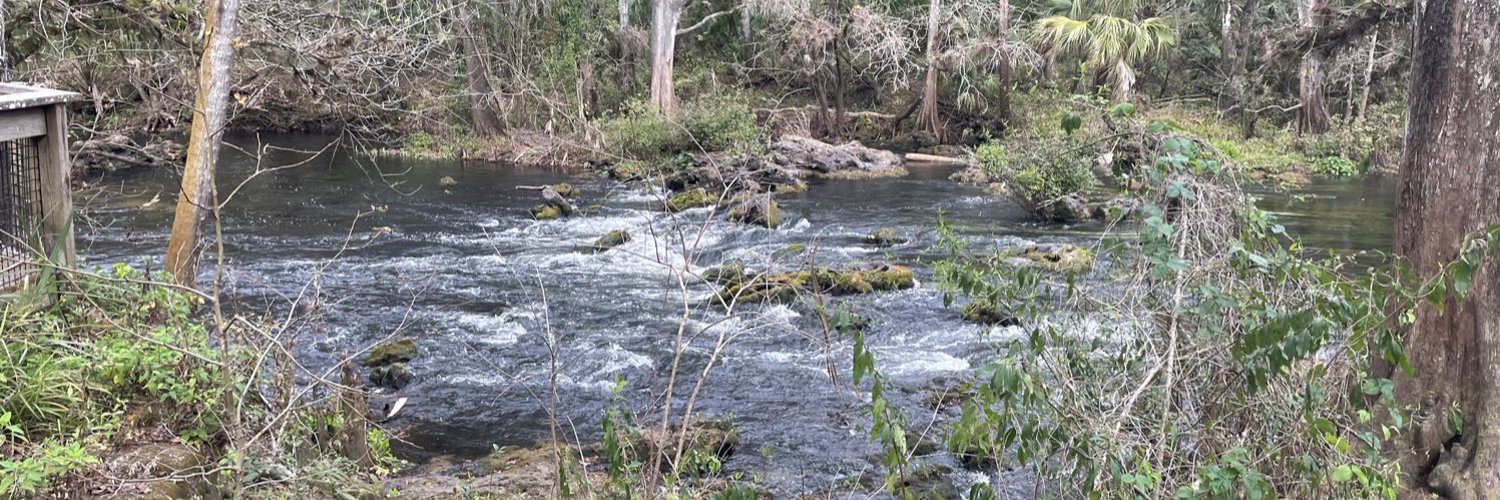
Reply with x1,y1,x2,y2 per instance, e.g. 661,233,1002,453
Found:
702,260,748,284
635,418,740,476
104,443,213,499
592,229,632,252
370,363,415,389
439,176,458,186
991,243,1095,272
363,338,418,366
726,194,782,228
715,264,915,304
667,188,718,212
550,182,580,198
772,180,810,194
531,204,565,220
961,300,1020,326
771,243,806,259
863,227,906,247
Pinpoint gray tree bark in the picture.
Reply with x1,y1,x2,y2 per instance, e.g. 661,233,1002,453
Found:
165,0,242,286
1296,0,1330,134
915,0,943,137
649,0,686,115
1391,0,1500,495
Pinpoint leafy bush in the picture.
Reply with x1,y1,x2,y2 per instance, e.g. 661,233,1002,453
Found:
600,96,762,160
680,96,760,153
599,99,689,159
976,138,1096,217
1311,155,1359,177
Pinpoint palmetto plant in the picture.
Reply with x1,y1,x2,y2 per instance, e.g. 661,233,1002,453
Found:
1031,0,1177,101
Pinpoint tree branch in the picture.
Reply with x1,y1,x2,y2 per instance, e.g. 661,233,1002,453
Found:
676,7,738,37
1272,0,1410,59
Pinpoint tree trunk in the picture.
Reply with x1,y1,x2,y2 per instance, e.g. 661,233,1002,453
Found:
164,0,242,286
1221,0,1259,110
458,5,502,137
649,0,685,115
915,0,943,138
620,0,631,28
1390,0,1500,495
738,7,753,62
1296,0,1330,134
993,0,1012,127
1,1,9,81
1357,31,1376,120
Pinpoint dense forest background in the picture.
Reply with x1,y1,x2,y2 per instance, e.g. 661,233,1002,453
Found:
2,0,1410,173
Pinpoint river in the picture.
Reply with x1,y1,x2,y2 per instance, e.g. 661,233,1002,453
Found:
72,135,1400,496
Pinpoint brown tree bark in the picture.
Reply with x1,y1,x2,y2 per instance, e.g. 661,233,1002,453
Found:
649,0,686,115
457,4,502,137
1390,0,1500,495
1295,0,1330,134
164,0,242,287
915,0,943,138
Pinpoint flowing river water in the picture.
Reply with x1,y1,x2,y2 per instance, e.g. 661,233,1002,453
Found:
72,135,1399,496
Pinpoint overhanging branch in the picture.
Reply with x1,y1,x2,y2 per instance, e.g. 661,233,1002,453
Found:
676,7,738,37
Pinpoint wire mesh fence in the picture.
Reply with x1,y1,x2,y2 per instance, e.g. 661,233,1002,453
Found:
1,137,43,290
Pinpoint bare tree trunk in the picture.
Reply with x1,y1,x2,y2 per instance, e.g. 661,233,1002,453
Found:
1390,0,1500,495
1296,0,1330,134
165,0,242,286
993,0,1012,126
1357,31,1376,120
620,0,631,28
1222,0,1259,110
915,0,942,137
738,7,753,62
649,0,685,115
458,4,502,137
1,0,9,81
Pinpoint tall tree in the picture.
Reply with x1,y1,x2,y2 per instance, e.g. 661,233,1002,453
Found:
649,0,688,115
650,0,737,115
915,0,944,137
1295,0,1330,133
164,0,242,286
456,3,502,136
1389,0,1500,494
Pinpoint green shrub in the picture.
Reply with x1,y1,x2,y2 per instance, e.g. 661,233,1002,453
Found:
1211,139,1244,159
600,96,761,160
404,131,435,151
680,96,760,153
976,139,1096,216
599,99,689,159
1310,156,1359,177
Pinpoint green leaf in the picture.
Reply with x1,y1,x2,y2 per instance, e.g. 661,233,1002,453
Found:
1061,114,1083,134
1331,465,1354,482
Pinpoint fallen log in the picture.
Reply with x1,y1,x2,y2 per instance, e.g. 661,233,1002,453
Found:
904,152,968,165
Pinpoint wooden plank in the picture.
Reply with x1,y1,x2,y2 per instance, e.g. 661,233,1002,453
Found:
0,83,85,111
0,108,46,141
37,103,75,268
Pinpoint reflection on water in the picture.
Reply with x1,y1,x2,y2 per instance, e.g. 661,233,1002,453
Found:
1254,175,1398,254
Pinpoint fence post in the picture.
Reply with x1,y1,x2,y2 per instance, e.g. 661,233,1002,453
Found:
36,102,74,269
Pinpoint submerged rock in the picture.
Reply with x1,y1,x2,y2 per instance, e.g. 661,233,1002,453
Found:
863,227,906,247
363,338,418,366
592,229,632,252
439,176,458,186
715,263,916,304
1040,193,1092,222
727,193,783,228
370,363,415,389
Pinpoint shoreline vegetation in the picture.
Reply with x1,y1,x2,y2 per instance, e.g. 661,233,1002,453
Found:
15,0,1500,497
